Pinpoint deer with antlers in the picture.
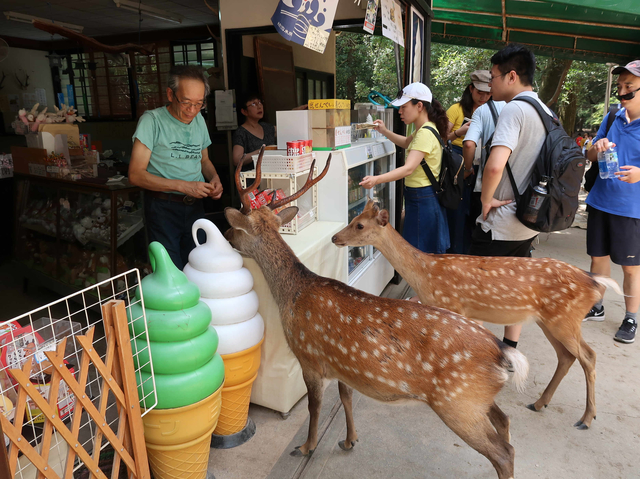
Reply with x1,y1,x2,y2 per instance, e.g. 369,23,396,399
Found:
224,148,529,479
332,200,624,431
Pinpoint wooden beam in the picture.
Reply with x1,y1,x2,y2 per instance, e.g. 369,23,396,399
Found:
501,0,507,41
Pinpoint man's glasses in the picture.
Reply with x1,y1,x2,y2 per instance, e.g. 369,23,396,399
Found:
246,100,263,108
172,91,206,110
616,86,640,101
489,72,509,82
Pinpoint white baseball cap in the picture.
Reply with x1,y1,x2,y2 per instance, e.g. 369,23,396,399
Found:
391,82,433,106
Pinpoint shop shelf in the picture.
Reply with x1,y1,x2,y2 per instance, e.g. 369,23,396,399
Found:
348,195,368,210
84,212,144,248
251,152,315,174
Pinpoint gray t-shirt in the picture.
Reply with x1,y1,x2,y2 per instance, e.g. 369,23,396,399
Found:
476,91,552,241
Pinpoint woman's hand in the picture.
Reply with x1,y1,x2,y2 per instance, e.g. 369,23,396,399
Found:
359,176,378,189
616,165,640,184
455,122,470,138
593,138,616,153
373,120,387,135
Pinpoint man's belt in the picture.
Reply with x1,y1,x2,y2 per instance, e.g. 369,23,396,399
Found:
146,190,200,205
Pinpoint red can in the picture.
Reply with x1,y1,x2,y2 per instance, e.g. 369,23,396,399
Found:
287,141,302,156
304,139,313,153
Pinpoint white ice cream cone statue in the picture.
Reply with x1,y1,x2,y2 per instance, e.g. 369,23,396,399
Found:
184,219,264,442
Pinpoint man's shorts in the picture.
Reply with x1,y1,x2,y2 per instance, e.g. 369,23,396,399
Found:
587,206,640,266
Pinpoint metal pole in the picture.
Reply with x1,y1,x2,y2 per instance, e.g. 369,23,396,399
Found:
604,62,618,114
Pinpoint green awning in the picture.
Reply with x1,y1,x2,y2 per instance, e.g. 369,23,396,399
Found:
432,0,640,63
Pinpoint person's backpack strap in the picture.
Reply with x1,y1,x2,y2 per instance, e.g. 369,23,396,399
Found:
487,99,499,127
604,104,619,136
505,96,555,203
419,125,444,190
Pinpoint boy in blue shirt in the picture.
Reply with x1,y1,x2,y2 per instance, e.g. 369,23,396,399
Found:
584,60,640,344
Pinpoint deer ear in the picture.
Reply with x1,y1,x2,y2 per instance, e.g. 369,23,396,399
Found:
225,208,251,231
277,206,298,226
377,209,389,226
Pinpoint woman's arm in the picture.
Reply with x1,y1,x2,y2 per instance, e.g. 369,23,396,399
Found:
373,120,412,149
360,149,426,189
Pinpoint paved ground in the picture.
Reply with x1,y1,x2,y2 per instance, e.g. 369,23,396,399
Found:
208,219,639,479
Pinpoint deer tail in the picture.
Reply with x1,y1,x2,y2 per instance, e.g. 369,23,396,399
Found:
501,347,529,394
591,275,624,296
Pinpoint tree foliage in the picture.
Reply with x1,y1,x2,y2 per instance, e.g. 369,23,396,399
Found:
336,32,614,133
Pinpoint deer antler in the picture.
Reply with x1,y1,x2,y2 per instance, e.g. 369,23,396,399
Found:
0,71,6,90
235,145,265,214
268,155,332,211
15,70,30,90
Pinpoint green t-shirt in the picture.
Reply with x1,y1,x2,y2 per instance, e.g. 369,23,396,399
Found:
132,106,212,185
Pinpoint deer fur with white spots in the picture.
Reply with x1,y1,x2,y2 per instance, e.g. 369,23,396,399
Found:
332,200,623,430
224,148,528,479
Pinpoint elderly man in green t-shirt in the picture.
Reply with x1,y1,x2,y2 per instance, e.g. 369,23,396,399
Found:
129,65,223,269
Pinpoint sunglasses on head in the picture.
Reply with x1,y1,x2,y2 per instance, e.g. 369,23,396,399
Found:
396,90,422,102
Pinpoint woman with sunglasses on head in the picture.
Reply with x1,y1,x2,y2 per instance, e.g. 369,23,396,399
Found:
129,65,223,270
232,93,277,172
361,82,450,255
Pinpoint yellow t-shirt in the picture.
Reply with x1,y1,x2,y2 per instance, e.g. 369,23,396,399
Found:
446,102,465,148
405,121,442,188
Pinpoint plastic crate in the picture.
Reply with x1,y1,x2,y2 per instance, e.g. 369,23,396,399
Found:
251,152,315,174
240,167,318,235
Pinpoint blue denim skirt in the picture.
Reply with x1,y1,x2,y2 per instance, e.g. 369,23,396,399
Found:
403,185,450,254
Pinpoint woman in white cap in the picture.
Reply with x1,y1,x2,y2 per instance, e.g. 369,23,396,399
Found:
444,70,493,255
361,82,450,254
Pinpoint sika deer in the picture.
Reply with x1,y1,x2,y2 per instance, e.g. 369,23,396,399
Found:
224,148,529,479
332,200,623,430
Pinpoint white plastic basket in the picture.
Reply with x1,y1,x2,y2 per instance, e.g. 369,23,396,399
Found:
252,152,315,174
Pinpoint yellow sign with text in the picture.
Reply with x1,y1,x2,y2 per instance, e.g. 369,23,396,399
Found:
308,99,351,110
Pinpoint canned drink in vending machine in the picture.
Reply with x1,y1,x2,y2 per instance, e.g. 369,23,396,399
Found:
287,141,302,156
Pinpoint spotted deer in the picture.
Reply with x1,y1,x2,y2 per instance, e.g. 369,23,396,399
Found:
332,200,624,430
224,148,529,479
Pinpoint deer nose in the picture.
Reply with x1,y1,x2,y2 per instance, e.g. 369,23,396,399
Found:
331,235,337,243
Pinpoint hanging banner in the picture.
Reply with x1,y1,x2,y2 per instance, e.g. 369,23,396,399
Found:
380,0,404,47
271,0,339,54
363,0,379,34
409,7,424,83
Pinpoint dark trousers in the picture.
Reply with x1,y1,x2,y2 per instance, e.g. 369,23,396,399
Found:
469,226,536,257
144,195,205,270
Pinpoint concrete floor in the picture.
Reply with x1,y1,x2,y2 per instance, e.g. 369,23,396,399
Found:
207,225,639,479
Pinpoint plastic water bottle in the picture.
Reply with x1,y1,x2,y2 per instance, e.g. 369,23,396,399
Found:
598,146,619,179
523,176,549,224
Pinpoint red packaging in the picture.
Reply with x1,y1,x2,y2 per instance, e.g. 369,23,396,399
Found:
287,141,302,157
303,139,312,153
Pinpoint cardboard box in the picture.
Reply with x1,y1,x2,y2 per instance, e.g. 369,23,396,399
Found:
312,126,351,149
276,110,313,150
309,109,350,128
26,132,70,160
308,99,350,110
11,146,47,176
38,123,80,149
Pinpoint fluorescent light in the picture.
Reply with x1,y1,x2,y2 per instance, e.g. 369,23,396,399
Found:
4,11,85,33
113,1,183,24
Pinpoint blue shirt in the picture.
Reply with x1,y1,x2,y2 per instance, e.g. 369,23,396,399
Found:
586,108,640,219
132,106,212,185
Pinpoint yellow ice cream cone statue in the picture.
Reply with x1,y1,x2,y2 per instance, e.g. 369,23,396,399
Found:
131,242,225,479
184,219,264,446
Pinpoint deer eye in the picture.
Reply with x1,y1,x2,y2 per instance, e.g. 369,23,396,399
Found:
356,223,364,230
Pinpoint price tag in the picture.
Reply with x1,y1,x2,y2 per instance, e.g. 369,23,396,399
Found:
366,146,373,159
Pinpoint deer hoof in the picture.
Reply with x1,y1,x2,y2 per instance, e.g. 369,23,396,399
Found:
290,446,314,457
338,439,358,451
526,403,541,412
574,421,589,430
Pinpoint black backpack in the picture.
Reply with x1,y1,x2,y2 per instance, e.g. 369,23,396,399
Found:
505,96,586,233
419,126,464,210
583,104,619,192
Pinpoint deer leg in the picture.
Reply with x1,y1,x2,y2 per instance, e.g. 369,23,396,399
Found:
337,381,359,451
488,402,511,444
437,408,515,479
528,322,576,413
291,369,324,457
571,338,597,430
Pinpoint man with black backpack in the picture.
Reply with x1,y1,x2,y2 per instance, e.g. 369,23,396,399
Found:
469,43,553,350
583,60,640,344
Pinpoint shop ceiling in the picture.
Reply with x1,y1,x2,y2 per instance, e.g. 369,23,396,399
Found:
432,0,640,63
1,0,219,42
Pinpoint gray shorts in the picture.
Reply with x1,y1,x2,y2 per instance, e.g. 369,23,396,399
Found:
586,206,640,266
